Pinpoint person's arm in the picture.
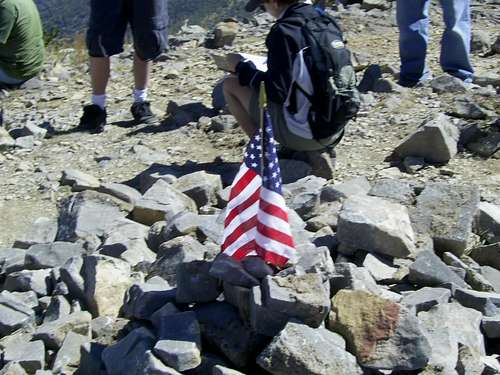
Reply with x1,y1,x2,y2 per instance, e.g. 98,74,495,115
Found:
0,5,16,45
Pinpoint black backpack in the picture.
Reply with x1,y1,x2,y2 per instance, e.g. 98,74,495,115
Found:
281,11,360,141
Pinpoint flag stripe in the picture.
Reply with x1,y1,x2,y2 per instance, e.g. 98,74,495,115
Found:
223,202,258,242
222,215,258,251
225,188,260,227
231,240,257,260
260,198,289,223
255,243,291,268
257,210,293,237
226,172,261,211
223,226,257,256
229,168,258,201
257,222,295,248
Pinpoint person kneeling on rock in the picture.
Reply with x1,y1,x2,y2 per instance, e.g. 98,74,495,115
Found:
223,0,359,180
0,0,44,88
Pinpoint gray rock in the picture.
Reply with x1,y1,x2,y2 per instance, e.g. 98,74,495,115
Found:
8,123,46,140
25,241,85,270
401,287,451,313
362,253,399,283
162,212,199,242
279,159,312,184
166,99,214,127
470,243,500,270
98,182,142,205
0,362,28,375
3,339,45,373
474,72,500,87
493,35,500,54
292,245,336,282
102,327,156,375
261,273,330,328
81,255,133,317
330,262,382,295
154,312,202,371
4,269,53,296
150,302,180,330
33,311,92,350
173,171,222,208
0,128,15,149
476,202,500,244
59,256,85,305
418,302,485,369
212,365,245,375
56,190,132,243
222,282,251,322
456,344,485,375
143,350,183,375
133,179,197,226
361,0,391,11
176,261,221,304
481,266,500,292
194,302,267,367
482,316,500,339
454,289,500,316
414,183,480,255
43,295,71,323
122,276,176,320
257,321,363,375
0,248,27,276
72,342,105,375
13,217,57,249
10,291,38,309
284,176,326,220
394,114,460,163
403,156,426,174
408,251,469,288
209,253,260,287
241,256,274,280
431,74,467,94
208,115,237,133
467,131,500,158
337,195,416,258
52,331,89,373
368,178,416,205
14,136,34,150
149,236,206,285
471,29,493,53
450,96,488,120
372,78,405,93
60,169,100,192
249,284,289,337
320,177,371,203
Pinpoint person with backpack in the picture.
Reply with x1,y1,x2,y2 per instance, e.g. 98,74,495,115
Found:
223,0,359,179
396,0,474,87
0,0,44,88
78,0,169,133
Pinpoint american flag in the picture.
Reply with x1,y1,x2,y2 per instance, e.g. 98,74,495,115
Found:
221,110,296,268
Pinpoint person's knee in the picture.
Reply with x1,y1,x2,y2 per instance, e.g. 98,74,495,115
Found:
222,76,239,99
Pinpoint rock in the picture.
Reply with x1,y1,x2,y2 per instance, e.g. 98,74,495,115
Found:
400,287,451,313
4,269,53,296
60,169,100,191
154,312,202,371
362,253,399,283
414,183,480,256
456,344,485,375
0,362,28,375
450,96,488,120
33,311,92,350
194,302,267,367
431,74,467,94
361,0,391,11
467,131,500,158
52,331,89,373
291,245,336,282
150,302,180,330
162,212,199,241
56,190,132,243
8,123,46,140
454,289,500,316
358,64,382,93
208,115,237,133
133,179,197,225
330,290,431,370
241,256,274,280
0,128,15,149
25,241,85,270
102,327,156,375
284,176,326,220
176,261,221,304
99,237,156,267
13,217,57,249
3,340,44,373
394,114,460,163
81,255,133,317
173,171,222,208
143,351,183,375
470,243,500,270
330,262,382,296
122,276,176,320
212,365,245,375
320,177,371,203
476,202,500,244
0,248,27,276
149,236,206,285
78,342,105,375
482,316,500,339
372,78,405,93
44,295,71,323
408,251,469,288
368,178,415,205
471,29,493,53
212,21,239,48
261,273,330,328
493,35,500,54
279,159,312,184
249,285,289,337
98,183,142,205
481,266,500,292
14,136,34,150
166,100,215,127
337,195,416,258
257,321,363,375
418,302,485,369
10,291,38,309
209,253,260,287
474,72,500,87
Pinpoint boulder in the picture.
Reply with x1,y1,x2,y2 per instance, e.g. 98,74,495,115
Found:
257,321,363,375
173,171,222,208
408,251,469,288
330,290,431,370
337,195,416,258
476,202,500,244
13,217,57,249
25,242,85,270
176,261,221,304
33,311,92,350
393,114,460,163
60,169,100,192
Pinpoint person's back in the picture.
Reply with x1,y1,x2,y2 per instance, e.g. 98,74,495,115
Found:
0,0,44,84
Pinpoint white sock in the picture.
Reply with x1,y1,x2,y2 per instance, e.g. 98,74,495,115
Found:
133,88,148,103
91,94,106,110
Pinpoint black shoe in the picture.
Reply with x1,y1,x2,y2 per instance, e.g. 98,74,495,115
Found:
131,101,155,124
78,104,106,133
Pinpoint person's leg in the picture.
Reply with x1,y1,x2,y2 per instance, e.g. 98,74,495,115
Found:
132,52,151,101
439,0,473,82
223,76,257,137
89,57,110,108
396,0,431,85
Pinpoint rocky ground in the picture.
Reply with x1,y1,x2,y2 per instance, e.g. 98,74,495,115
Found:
0,0,499,374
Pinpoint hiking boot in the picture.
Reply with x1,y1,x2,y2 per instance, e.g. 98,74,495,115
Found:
305,149,336,180
131,101,155,124
78,104,106,133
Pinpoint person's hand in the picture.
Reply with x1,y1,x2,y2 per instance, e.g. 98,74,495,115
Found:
226,53,243,73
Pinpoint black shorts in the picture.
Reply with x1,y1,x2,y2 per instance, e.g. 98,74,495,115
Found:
86,0,169,61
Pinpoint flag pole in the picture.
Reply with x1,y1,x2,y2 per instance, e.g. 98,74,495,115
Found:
258,81,267,177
